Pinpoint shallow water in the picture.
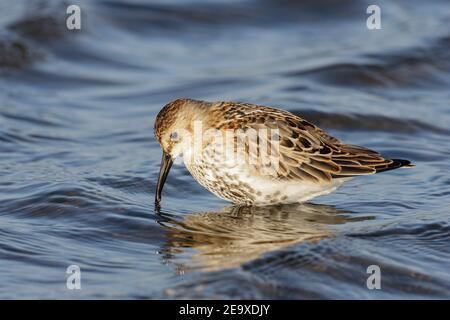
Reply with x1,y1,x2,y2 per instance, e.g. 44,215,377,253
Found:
0,0,449,299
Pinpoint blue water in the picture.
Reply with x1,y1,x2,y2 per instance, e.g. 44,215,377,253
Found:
0,0,449,299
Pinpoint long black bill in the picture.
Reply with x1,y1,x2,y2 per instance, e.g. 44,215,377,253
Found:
155,151,173,205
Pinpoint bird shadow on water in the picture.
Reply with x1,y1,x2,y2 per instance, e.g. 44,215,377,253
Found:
155,203,373,273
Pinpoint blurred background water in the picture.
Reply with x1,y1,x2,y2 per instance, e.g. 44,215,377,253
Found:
0,0,449,299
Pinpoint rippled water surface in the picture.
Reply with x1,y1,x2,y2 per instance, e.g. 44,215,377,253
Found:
1,0,449,299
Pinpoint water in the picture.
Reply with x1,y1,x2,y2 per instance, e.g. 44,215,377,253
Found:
0,0,449,299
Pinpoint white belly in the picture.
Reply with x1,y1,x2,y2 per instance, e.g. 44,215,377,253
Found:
243,176,347,205
182,147,347,204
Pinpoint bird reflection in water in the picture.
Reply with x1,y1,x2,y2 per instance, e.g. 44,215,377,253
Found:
156,203,371,272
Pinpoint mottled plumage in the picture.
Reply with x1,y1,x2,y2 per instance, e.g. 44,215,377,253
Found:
154,98,413,205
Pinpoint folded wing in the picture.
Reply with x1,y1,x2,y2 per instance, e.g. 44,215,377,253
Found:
219,103,412,184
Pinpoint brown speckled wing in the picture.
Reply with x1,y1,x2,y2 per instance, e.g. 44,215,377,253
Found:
216,102,399,184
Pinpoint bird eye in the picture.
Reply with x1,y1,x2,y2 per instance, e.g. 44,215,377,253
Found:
170,131,178,140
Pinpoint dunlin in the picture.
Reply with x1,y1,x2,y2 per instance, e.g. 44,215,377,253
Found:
154,98,413,205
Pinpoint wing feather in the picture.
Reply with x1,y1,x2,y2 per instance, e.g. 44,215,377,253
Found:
217,102,403,183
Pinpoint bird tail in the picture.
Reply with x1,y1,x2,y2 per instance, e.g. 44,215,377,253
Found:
374,159,414,173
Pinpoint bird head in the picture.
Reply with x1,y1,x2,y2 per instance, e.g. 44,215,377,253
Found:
154,98,208,205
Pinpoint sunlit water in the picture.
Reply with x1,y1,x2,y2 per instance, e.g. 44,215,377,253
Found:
0,0,449,299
